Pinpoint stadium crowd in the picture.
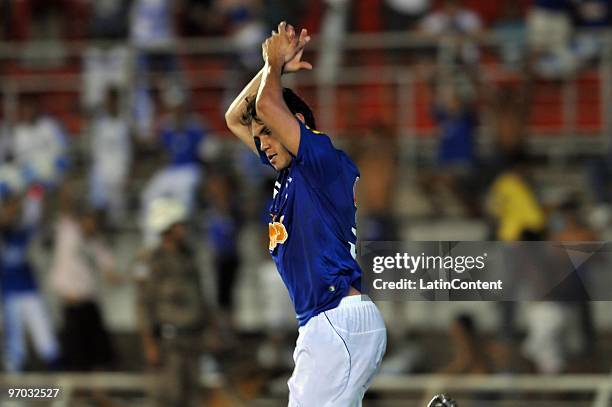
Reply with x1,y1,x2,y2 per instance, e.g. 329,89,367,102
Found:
1,0,612,405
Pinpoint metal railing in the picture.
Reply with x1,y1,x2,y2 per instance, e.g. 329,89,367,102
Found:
2,372,612,406
1,31,612,162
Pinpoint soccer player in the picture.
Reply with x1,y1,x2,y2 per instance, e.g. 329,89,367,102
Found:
225,22,387,405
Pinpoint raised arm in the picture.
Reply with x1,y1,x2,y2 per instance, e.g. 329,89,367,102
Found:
225,24,311,155
225,68,265,153
256,22,311,156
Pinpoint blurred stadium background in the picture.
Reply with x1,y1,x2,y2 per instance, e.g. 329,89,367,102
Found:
2,0,612,406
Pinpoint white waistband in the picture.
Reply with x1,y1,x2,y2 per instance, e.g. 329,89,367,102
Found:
338,294,372,307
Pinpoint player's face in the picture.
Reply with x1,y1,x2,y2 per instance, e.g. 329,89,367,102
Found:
253,123,292,171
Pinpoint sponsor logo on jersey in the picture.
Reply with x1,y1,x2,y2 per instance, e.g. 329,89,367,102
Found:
269,216,288,250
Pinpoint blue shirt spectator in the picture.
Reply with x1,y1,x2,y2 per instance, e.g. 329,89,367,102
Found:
433,104,477,167
208,212,239,257
0,227,37,296
160,116,206,167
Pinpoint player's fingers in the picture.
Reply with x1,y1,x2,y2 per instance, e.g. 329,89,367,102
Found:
298,28,308,44
290,48,304,63
298,32,311,49
287,24,295,39
278,21,286,34
300,61,313,70
300,36,311,49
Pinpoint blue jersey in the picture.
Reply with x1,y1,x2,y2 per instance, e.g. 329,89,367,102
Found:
433,105,477,166
259,121,361,326
0,227,38,296
161,120,205,167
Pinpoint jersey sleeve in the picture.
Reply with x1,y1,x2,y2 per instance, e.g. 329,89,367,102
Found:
294,120,341,186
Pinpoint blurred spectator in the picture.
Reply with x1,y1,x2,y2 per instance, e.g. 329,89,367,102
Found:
383,0,430,31
439,314,490,374
522,302,584,374
587,152,612,231
527,0,576,77
419,0,483,66
219,0,267,109
182,0,223,36
136,198,210,407
141,99,207,244
550,195,598,241
12,94,68,188
468,79,533,221
205,170,242,324
0,170,60,372
218,0,266,73
486,156,546,241
433,83,478,168
82,0,131,110
487,78,532,167
548,196,597,362
572,0,612,69
130,0,176,53
256,181,294,372
82,45,130,111
420,82,479,216
355,126,400,241
49,190,116,371
493,0,528,69
88,0,131,39
256,239,294,371
130,0,182,138
88,88,132,226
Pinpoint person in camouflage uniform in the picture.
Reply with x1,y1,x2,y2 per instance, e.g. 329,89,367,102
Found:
137,198,207,407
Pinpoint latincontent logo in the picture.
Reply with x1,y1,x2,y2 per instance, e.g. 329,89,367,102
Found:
372,252,488,274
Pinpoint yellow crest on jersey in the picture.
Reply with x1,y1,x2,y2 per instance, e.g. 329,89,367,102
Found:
305,124,323,135
269,218,288,250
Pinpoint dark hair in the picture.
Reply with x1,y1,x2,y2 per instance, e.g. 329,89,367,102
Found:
240,88,316,130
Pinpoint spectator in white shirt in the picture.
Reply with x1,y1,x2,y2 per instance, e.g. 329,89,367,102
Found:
82,0,131,110
420,0,483,65
89,88,131,226
130,0,182,138
12,94,68,188
527,0,576,77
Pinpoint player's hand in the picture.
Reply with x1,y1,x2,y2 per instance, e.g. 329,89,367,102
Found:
283,29,312,74
263,22,309,68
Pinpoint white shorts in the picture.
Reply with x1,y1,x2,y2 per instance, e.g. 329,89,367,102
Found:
288,295,387,407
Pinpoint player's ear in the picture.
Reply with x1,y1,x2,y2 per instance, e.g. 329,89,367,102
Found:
295,113,305,124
